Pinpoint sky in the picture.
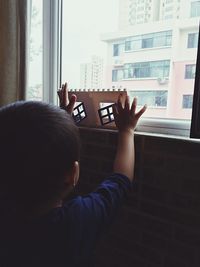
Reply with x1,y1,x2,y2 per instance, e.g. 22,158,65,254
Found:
62,0,119,88
29,0,119,90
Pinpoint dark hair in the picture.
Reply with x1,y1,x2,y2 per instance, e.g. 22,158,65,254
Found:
0,101,80,217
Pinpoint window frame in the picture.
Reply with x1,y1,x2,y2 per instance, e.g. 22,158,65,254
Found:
43,0,62,105
190,24,200,138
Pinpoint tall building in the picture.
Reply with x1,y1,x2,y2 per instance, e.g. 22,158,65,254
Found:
119,0,161,29
102,0,200,119
119,0,199,29
80,56,103,89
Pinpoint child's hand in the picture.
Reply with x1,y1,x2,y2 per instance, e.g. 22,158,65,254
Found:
113,94,147,134
57,82,77,115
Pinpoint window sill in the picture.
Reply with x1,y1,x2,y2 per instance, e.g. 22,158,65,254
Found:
78,125,200,143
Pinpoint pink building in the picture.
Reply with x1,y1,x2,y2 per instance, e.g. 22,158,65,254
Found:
102,1,199,120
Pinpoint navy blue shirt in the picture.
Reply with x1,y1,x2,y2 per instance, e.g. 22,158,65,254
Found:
1,173,131,267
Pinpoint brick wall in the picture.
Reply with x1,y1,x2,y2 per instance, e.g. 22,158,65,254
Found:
77,127,200,267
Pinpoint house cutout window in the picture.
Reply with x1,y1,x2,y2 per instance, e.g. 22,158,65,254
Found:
98,103,114,125
73,102,87,124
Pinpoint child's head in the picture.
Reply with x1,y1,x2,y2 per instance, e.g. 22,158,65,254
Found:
0,101,80,217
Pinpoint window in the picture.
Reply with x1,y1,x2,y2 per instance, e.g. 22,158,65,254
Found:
112,69,124,81
142,34,153,48
182,95,193,109
124,60,170,79
188,33,198,48
125,41,132,51
28,0,62,104
129,90,167,107
113,44,119,56
191,1,200,17
60,0,199,137
185,64,196,79
125,31,172,51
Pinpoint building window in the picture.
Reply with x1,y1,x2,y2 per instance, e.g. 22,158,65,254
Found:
129,90,167,107
113,44,119,56
112,69,123,81
182,95,193,109
125,31,172,51
191,1,200,17
142,34,153,48
124,60,170,79
187,33,198,48
185,64,196,79
125,40,132,51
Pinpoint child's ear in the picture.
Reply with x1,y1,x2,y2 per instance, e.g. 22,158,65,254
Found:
65,161,79,187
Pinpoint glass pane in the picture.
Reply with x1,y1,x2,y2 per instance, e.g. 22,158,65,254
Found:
27,0,43,101
62,0,199,120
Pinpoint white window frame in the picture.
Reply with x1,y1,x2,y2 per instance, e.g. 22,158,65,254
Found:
43,0,62,105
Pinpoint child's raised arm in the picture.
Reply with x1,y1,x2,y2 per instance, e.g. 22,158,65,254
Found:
113,94,147,182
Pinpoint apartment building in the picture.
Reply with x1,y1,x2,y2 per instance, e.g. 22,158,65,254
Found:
103,0,200,119
80,56,104,89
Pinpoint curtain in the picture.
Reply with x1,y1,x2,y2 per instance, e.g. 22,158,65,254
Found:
0,0,28,106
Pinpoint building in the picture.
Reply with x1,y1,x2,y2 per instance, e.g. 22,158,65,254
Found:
80,56,104,89
102,0,200,119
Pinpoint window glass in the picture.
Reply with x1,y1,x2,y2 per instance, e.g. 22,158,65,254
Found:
113,44,119,56
129,90,167,107
182,95,193,109
185,64,196,79
62,0,199,120
112,69,124,81
124,31,172,51
28,0,43,101
187,33,198,48
191,1,200,17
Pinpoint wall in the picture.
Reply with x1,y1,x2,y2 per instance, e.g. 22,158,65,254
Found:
77,127,200,267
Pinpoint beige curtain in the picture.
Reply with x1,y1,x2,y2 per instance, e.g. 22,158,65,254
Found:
0,0,28,106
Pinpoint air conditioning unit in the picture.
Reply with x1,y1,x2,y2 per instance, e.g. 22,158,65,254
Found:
157,77,169,85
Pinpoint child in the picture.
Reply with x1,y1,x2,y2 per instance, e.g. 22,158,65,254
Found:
0,83,146,267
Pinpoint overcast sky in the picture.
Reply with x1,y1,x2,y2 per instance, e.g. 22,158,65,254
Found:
62,0,119,88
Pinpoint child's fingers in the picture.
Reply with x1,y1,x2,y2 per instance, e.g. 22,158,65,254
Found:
66,94,77,115
117,94,124,112
112,104,119,126
57,89,63,106
112,103,118,118
131,97,137,115
135,104,147,120
125,95,130,111
63,83,69,105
